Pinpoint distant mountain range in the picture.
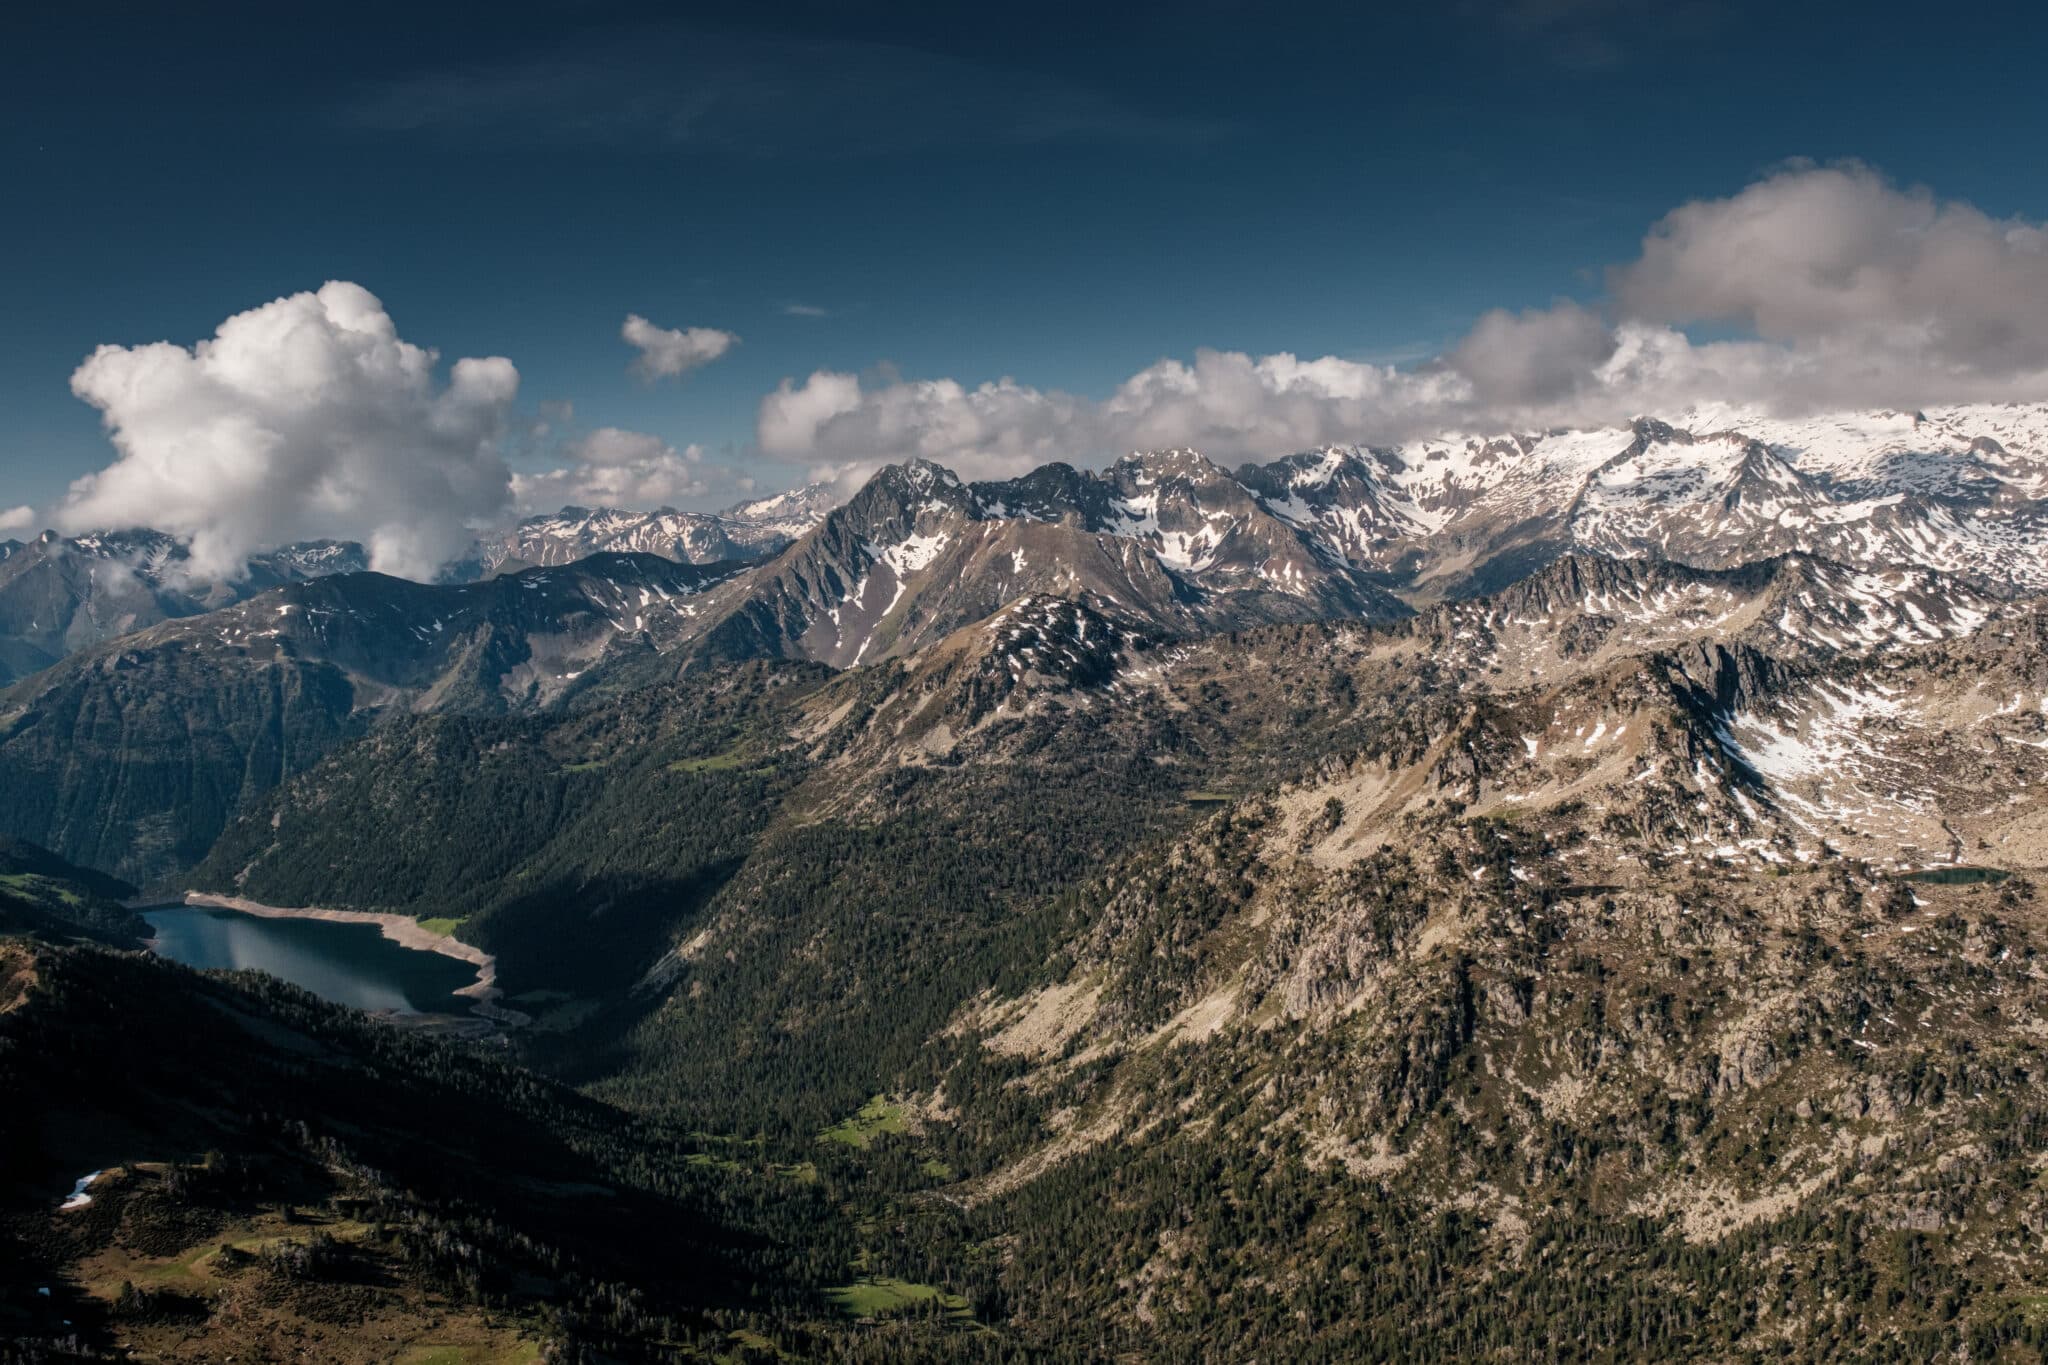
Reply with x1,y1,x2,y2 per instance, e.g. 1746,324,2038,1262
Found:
0,484,839,685
1251,403,2048,595
13,403,2047,683
0,529,374,685
473,482,842,572
673,403,2048,668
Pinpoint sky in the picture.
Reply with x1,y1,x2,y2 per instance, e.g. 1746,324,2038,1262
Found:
6,0,2048,575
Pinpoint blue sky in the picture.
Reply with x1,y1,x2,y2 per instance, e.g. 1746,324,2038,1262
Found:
6,0,2048,537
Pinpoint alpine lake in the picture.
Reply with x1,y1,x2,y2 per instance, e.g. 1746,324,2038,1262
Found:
143,905,478,1016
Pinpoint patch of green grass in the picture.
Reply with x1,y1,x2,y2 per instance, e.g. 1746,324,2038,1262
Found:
414,916,465,937
716,1329,790,1363
920,1157,954,1181
561,760,606,773
773,1161,819,1184
0,873,81,906
817,1095,907,1148
667,752,748,774
824,1277,971,1321
685,1152,744,1173
1183,790,1235,806
395,1344,542,1365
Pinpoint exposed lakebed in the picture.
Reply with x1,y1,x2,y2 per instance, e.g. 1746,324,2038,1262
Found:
143,901,483,1016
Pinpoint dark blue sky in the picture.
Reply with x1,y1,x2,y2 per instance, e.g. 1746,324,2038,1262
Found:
6,0,2046,511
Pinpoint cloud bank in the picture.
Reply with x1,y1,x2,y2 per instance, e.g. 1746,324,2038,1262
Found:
622,314,737,382
1611,161,2048,379
511,427,728,510
755,162,2048,485
59,282,518,580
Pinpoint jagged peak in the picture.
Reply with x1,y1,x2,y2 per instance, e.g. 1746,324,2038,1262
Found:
720,480,842,522
839,458,976,520
1111,447,1234,483
878,456,964,489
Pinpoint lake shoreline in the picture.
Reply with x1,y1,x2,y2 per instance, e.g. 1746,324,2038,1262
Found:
173,893,513,1020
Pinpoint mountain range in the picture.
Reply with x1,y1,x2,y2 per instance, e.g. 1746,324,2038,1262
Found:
473,481,842,573
636,403,2048,670
8,404,2047,884
14,403,2048,1359
11,402,2046,689
0,484,839,686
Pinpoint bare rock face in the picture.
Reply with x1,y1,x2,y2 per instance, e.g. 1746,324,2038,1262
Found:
473,484,843,574
681,453,1411,670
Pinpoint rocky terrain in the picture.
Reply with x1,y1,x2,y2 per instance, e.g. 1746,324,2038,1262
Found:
472,482,840,573
12,405,2048,1359
1241,403,2048,597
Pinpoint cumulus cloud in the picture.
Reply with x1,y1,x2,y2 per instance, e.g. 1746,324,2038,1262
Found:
1613,160,2048,378
621,314,737,381
1102,350,1465,456
1446,301,1617,406
758,371,866,459
0,506,33,533
752,163,2048,482
60,281,517,580
511,427,730,510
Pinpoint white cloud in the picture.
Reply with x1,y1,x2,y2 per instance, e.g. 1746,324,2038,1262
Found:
1100,350,1465,456
757,371,866,458
1446,301,1617,406
752,164,2048,481
755,355,1468,483
60,281,517,581
622,314,737,381
0,506,32,533
1614,161,2048,375
512,427,728,510
781,302,830,318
